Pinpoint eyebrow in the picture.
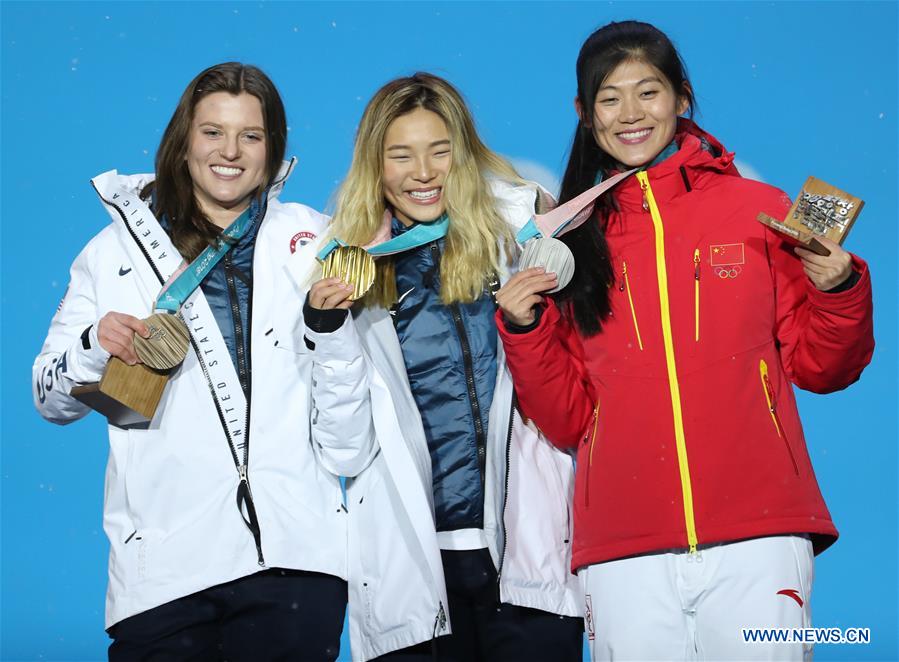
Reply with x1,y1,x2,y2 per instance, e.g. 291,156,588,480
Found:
385,139,451,151
198,121,265,132
598,77,662,91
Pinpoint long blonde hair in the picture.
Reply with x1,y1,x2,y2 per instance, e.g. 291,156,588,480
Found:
329,72,521,307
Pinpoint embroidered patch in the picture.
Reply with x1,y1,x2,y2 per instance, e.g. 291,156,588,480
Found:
710,243,745,266
585,594,595,641
290,231,317,253
710,243,745,279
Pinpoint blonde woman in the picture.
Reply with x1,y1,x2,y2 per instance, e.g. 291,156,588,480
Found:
310,73,583,660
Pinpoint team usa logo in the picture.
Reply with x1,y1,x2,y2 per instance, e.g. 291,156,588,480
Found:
289,231,317,254
710,243,745,279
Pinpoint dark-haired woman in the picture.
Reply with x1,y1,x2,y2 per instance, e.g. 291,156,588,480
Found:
495,21,874,661
32,62,370,661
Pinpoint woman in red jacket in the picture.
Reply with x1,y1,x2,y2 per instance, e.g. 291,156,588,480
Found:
495,20,874,661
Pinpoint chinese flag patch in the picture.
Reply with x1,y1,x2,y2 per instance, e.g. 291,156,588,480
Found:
710,243,745,266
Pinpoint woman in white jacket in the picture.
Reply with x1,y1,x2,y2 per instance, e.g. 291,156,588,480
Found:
315,73,583,661
32,62,375,661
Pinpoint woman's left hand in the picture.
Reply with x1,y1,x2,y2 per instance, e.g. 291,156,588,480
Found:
794,237,853,291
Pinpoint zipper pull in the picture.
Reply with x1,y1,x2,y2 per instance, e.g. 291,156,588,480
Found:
238,463,248,483
619,261,627,292
693,249,700,280
640,180,650,212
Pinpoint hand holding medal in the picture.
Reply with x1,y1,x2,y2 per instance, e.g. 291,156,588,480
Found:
497,168,637,325
317,211,451,300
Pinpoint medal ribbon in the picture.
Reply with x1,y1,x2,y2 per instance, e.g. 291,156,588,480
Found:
155,207,254,313
317,212,450,262
515,168,637,245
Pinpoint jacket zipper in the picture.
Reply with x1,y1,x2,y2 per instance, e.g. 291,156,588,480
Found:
224,252,263,565
100,187,266,566
429,244,489,523
496,394,516,603
584,399,600,507
693,249,701,342
636,171,699,553
759,359,799,475
619,260,644,350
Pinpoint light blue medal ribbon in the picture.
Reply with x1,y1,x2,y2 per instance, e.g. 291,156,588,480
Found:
317,214,450,261
156,207,254,312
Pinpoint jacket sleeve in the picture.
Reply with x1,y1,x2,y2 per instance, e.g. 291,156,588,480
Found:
33,241,111,424
305,312,379,477
767,228,874,394
496,299,595,450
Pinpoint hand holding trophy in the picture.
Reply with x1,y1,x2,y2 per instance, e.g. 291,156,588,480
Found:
757,176,864,256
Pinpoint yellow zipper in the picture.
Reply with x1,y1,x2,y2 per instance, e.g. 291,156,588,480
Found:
759,359,799,474
585,399,601,507
589,400,600,466
636,171,699,553
759,359,781,437
620,260,644,350
693,249,701,342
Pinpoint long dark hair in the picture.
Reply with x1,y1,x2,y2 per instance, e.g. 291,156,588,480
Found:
142,62,287,260
556,21,694,335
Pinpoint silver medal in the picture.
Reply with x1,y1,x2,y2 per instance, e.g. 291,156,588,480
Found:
519,237,575,293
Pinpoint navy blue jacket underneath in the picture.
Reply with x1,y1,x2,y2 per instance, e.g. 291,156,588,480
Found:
161,197,264,395
391,218,498,531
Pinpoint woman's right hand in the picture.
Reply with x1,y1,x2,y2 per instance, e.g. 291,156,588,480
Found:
495,267,558,326
309,277,356,310
97,312,150,365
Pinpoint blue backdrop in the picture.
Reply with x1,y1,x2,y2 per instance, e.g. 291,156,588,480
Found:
2,2,896,660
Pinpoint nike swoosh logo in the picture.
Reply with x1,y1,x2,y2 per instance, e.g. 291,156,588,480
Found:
119,266,132,276
397,287,415,304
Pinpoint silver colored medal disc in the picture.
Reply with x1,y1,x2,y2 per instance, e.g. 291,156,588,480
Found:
133,313,191,371
519,237,575,293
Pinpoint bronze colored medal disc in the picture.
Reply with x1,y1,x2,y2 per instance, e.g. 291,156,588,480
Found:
133,313,191,370
321,245,376,300
519,237,575,293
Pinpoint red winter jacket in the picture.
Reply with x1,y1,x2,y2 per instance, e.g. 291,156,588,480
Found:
498,121,874,571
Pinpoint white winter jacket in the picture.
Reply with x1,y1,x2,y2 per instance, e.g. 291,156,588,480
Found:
32,162,376,629
287,180,583,661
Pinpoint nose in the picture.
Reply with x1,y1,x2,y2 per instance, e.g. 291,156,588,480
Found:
220,133,240,160
619,95,644,124
412,156,437,183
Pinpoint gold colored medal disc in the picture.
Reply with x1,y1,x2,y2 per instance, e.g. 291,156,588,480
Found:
321,245,376,300
133,313,191,371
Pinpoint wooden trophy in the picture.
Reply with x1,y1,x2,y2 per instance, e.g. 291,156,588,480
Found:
71,313,189,426
757,176,864,256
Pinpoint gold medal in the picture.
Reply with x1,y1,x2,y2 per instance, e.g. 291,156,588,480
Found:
133,312,191,370
321,245,376,300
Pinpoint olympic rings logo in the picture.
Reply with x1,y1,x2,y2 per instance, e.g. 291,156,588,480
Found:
714,265,742,279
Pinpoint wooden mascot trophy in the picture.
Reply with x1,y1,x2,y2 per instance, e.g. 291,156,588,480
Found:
757,176,864,256
70,313,189,426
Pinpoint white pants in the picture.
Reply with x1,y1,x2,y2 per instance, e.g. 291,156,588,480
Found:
580,535,814,661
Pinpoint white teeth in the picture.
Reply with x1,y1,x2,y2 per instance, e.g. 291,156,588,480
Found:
408,189,440,201
211,165,242,176
619,129,651,140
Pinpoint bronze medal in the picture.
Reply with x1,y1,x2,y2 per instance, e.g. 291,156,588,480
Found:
133,312,190,371
321,245,376,300
519,237,575,293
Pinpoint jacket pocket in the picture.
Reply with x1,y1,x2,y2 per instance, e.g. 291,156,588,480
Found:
759,359,799,475
693,248,701,342
619,258,644,350
583,399,601,507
